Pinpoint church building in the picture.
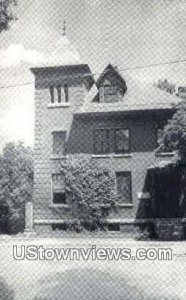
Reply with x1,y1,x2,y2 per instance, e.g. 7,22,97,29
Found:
31,28,179,235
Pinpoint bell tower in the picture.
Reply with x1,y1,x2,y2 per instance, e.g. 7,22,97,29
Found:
31,28,94,233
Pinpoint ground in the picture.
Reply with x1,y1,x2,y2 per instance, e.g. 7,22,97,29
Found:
0,236,186,300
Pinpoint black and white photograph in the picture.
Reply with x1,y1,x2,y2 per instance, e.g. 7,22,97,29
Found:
0,0,186,299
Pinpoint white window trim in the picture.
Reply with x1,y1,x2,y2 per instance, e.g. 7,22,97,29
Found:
113,153,132,158
49,204,68,208
47,103,70,108
117,203,134,208
91,154,112,158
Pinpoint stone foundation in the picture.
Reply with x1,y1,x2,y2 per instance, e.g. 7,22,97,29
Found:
155,218,183,240
32,218,185,240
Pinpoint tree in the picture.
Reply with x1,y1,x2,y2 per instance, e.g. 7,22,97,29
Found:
0,0,17,33
157,99,186,218
158,100,186,162
0,142,33,234
60,155,117,231
157,79,176,94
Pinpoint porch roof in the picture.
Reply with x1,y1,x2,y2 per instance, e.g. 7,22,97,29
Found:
148,160,174,170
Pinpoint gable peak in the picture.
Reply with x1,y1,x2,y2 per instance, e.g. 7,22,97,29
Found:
96,64,127,91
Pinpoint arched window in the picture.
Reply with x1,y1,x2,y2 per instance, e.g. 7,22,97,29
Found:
57,85,62,103
49,86,54,103
49,83,69,104
64,84,69,103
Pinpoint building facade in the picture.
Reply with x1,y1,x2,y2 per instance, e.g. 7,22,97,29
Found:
31,35,179,235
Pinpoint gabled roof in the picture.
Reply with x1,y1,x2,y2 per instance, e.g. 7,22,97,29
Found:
96,64,127,93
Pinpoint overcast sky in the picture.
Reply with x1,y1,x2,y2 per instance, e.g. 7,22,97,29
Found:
0,0,186,149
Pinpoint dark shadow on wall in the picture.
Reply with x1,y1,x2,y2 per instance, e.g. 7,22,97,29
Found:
136,162,184,221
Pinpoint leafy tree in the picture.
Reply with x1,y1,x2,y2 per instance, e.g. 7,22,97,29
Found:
158,100,186,162
0,0,17,32
0,142,33,234
157,99,186,217
60,155,117,231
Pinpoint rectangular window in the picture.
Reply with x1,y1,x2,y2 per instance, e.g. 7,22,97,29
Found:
156,121,167,147
93,129,110,154
53,131,66,156
156,127,163,146
108,223,120,231
116,172,132,203
57,86,62,103
52,174,66,204
49,86,54,103
156,123,173,153
64,84,69,103
104,85,117,95
115,129,129,153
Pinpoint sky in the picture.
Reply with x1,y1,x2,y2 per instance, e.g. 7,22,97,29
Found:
0,0,186,149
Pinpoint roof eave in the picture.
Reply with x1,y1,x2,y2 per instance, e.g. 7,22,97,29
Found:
74,107,175,116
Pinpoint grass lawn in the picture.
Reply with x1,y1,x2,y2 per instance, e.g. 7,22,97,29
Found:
0,236,186,300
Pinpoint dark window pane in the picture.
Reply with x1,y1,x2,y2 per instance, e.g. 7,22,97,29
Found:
116,172,132,203
53,193,66,204
57,86,62,103
53,131,66,156
52,224,68,231
64,84,69,103
49,86,54,103
93,129,110,154
115,129,129,153
108,223,120,231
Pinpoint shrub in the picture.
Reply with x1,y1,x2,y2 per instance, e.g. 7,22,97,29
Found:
60,155,117,231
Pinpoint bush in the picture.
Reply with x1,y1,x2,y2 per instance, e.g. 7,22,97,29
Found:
60,155,117,231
